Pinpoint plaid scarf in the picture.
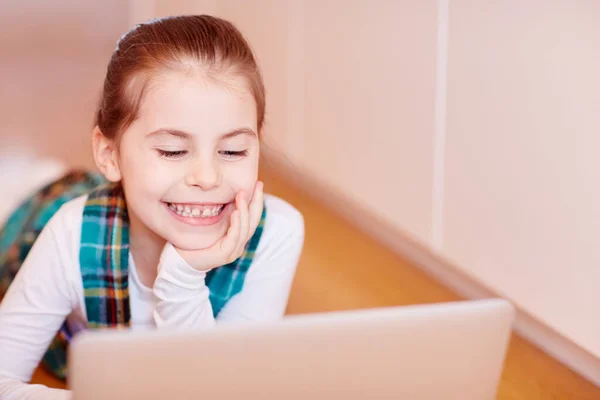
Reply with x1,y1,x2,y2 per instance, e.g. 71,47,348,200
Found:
0,171,266,380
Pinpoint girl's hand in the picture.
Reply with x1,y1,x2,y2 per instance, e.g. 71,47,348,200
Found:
175,181,264,272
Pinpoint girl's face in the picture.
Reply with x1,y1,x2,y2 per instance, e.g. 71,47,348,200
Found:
110,71,259,251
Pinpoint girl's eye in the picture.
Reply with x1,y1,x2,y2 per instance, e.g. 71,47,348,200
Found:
219,150,248,160
157,149,188,159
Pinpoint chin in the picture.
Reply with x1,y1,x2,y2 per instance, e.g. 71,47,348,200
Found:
169,233,223,252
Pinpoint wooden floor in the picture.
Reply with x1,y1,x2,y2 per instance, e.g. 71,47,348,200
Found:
31,167,600,399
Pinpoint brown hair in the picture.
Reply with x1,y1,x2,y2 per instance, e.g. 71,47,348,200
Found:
95,15,265,140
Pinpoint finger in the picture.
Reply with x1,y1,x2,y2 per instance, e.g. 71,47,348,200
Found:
176,210,242,271
205,210,241,267
232,191,250,258
221,209,241,253
247,181,264,240
236,190,250,245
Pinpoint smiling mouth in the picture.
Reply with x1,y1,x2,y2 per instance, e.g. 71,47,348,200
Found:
164,202,227,218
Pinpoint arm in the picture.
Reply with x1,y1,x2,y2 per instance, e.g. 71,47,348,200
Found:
217,197,304,323
0,216,79,400
152,244,216,329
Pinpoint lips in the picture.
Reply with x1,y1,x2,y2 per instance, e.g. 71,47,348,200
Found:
162,200,233,227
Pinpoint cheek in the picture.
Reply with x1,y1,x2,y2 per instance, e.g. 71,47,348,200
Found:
118,150,178,198
222,159,258,194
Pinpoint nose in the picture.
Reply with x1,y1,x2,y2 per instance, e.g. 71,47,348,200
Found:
184,156,221,191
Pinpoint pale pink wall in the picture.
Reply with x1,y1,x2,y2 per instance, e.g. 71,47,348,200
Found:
0,1,128,169
215,0,290,160
443,0,600,356
300,0,438,245
154,0,218,19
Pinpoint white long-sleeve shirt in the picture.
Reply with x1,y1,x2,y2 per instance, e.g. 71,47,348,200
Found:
0,193,304,400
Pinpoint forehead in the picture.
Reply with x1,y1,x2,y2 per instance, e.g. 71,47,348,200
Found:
136,71,258,137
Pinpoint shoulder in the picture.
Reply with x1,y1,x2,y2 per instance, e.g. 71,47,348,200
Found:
254,194,304,258
263,194,304,240
45,194,89,295
46,194,88,237
38,194,88,269
241,194,304,285
8,194,89,311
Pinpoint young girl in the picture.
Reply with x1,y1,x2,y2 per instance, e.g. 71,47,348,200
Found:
0,15,304,399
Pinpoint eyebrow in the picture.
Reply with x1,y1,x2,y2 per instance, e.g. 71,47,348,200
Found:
147,127,257,140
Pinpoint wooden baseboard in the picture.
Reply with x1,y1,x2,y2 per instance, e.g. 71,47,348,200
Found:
261,149,600,387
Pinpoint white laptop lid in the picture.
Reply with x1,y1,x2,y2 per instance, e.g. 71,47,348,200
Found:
69,298,514,400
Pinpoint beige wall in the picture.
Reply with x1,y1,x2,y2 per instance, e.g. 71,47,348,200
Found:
0,1,128,168
443,1,600,356
301,1,438,246
153,0,217,20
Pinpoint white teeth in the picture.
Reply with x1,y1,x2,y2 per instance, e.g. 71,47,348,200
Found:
167,203,225,219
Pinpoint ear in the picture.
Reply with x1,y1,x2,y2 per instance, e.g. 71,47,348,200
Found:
92,126,121,182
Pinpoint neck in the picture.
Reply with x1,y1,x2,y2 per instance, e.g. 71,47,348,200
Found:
128,211,166,287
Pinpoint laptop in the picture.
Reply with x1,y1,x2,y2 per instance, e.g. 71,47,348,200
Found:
69,298,515,400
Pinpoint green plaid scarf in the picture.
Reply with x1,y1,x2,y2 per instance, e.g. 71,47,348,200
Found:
0,171,266,380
